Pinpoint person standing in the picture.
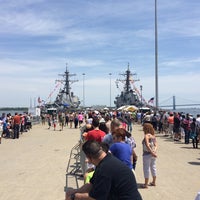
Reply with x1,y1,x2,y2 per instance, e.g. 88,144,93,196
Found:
12,112,21,139
47,115,51,129
181,114,191,144
168,112,174,138
105,115,111,133
3,119,10,138
110,128,133,170
173,113,181,141
58,112,64,131
78,112,84,128
86,117,105,143
125,130,138,170
65,113,69,127
151,113,158,131
142,123,157,188
125,113,133,133
103,118,124,147
69,113,74,128
196,114,200,127
52,116,57,131
190,118,198,148
41,113,46,125
74,113,79,129
65,140,142,200
162,111,169,136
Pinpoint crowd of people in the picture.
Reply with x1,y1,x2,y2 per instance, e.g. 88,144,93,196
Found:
63,109,156,199
0,112,32,143
141,110,200,148
43,108,200,149
62,108,200,199
41,111,85,131
1,108,199,199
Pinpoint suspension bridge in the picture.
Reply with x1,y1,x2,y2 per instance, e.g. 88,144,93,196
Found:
159,96,200,110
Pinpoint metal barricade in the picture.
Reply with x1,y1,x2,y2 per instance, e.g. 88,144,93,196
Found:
65,140,86,192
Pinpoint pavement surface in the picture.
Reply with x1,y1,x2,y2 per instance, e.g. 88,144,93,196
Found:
0,123,199,200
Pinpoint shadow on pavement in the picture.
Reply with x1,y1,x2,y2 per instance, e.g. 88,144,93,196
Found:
188,161,200,165
181,146,194,149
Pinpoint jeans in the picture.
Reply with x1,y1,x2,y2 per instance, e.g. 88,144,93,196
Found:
128,123,132,133
13,124,20,139
184,129,190,144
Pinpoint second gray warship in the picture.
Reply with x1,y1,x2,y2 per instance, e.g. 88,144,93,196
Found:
114,64,142,108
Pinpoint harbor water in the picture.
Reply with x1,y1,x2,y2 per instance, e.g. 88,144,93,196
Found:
1,107,200,118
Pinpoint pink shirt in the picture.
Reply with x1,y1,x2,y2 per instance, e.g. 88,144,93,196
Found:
78,114,83,121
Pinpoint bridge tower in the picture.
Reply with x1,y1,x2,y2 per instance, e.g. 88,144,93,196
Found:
173,96,176,110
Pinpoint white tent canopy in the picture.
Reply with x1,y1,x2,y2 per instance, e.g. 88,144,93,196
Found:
117,105,138,112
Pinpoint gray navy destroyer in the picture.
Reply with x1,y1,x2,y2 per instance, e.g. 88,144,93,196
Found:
114,64,142,108
45,66,80,110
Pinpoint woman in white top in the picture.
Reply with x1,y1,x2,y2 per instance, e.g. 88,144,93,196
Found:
142,123,157,188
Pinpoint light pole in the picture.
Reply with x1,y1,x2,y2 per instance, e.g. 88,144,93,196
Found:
155,0,159,109
82,73,85,107
109,73,112,108
140,85,143,107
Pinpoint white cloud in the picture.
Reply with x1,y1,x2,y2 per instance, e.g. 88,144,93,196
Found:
0,0,199,109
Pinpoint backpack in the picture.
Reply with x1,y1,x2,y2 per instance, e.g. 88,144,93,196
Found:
152,116,157,123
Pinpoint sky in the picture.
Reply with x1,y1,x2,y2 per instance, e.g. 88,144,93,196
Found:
0,0,200,108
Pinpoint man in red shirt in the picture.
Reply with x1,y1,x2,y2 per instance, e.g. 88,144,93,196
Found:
86,117,105,143
12,112,21,139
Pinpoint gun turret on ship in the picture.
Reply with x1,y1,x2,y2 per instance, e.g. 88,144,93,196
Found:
114,64,141,108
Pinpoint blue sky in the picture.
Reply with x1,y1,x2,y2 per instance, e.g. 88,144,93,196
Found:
0,0,200,108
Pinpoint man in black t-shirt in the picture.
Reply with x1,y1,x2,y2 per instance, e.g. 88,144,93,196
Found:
65,140,142,200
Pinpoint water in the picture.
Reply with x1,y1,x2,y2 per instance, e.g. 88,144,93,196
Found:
1,107,200,118
0,109,28,117
171,107,200,117
0,109,40,125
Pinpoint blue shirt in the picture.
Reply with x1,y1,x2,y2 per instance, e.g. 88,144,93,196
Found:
110,142,132,169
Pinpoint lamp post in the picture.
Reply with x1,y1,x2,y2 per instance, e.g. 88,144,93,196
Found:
109,73,112,108
155,0,159,109
82,73,85,107
140,85,143,106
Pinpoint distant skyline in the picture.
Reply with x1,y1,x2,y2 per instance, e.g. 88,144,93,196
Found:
0,0,200,108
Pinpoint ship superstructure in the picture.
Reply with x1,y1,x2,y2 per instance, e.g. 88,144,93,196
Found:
114,64,141,108
45,65,80,110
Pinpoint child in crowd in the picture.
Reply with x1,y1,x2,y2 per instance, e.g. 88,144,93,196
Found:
53,116,57,131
